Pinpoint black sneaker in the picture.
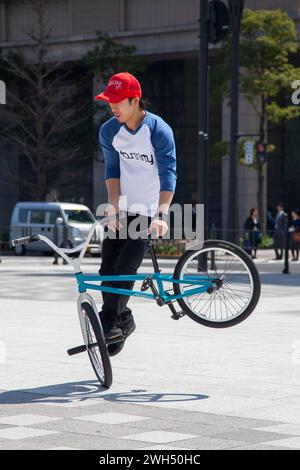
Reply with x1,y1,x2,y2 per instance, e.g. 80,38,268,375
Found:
99,315,123,340
108,314,136,357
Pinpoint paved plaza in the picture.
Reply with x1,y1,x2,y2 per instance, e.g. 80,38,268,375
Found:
0,253,299,450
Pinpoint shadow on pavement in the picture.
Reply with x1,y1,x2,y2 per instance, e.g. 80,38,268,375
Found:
0,382,209,405
102,390,209,403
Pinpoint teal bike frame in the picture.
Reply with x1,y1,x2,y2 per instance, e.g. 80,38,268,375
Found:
12,214,215,307
75,271,214,303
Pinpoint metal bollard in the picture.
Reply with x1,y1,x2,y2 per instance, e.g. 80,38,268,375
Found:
53,220,68,265
283,222,290,274
63,223,68,265
53,223,59,265
210,223,217,270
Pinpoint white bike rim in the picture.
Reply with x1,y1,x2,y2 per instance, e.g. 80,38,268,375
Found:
178,247,254,323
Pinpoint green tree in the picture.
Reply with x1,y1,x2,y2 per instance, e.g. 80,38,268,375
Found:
82,32,146,83
0,0,92,201
82,32,146,121
0,2,145,202
212,9,300,229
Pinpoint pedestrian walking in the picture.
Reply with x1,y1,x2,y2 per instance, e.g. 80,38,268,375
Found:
289,208,300,261
267,206,275,237
243,208,261,259
273,202,288,260
95,72,177,356
191,201,197,232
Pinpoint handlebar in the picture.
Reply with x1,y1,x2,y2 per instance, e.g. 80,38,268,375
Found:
10,213,124,249
11,234,40,247
10,211,161,270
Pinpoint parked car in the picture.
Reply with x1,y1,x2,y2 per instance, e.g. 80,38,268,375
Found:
10,202,103,256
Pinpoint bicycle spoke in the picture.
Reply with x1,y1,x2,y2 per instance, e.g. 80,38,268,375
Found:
178,246,254,323
83,310,105,382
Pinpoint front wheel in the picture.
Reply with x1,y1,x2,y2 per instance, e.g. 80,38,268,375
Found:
14,244,25,256
78,301,112,388
173,240,261,328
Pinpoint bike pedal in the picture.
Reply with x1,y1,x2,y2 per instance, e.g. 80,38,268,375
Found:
171,310,185,320
105,335,124,346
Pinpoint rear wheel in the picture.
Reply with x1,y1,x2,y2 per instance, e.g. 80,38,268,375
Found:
78,301,112,388
173,240,261,328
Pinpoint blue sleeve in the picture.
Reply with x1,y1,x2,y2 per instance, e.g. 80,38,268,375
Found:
99,120,120,179
151,119,177,192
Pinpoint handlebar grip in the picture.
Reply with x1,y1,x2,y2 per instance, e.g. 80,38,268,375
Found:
96,211,126,225
11,234,40,247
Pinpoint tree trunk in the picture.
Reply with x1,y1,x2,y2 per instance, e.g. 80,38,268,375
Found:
257,164,264,233
257,96,267,232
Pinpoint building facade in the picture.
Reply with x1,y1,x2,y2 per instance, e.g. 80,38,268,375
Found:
0,0,299,235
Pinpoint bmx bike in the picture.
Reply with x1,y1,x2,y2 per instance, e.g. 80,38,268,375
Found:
11,213,261,389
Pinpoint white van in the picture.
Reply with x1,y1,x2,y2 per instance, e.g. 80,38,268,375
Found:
10,202,103,256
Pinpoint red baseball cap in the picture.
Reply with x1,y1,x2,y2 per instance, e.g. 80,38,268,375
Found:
95,72,142,103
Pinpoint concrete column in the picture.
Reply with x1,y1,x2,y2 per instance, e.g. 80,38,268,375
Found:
92,75,106,214
0,1,6,42
119,0,125,31
67,0,72,36
222,95,264,237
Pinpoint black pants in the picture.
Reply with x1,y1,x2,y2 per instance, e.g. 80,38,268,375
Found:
274,231,284,258
98,213,151,325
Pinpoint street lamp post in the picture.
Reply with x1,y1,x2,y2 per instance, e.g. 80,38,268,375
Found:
227,0,244,243
198,0,209,241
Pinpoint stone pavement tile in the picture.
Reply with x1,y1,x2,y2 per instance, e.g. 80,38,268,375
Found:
112,404,277,429
181,413,276,430
122,418,213,432
26,418,167,440
0,435,138,450
139,445,188,450
146,395,272,416
0,390,281,434
0,439,52,450
119,431,199,444
0,414,62,426
80,403,210,423
255,423,300,436
49,446,82,450
0,394,113,418
168,423,258,438
164,436,247,450
15,431,149,450
233,443,293,450
225,404,300,424
0,424,11,430
75,412,150,425
214,429,294,444
0,402,87,419
76,401,277,429
0,427,59,440
263,437,300,449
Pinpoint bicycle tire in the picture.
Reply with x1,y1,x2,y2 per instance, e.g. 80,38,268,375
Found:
78,301,112,388
173,239,261,328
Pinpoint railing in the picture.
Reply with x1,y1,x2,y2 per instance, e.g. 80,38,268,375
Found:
1,223,296,275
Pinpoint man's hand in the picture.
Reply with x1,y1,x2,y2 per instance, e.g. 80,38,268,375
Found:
147,218,168,237
104,204,123,232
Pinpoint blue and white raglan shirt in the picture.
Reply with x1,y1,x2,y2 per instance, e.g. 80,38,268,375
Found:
99,111,177,217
